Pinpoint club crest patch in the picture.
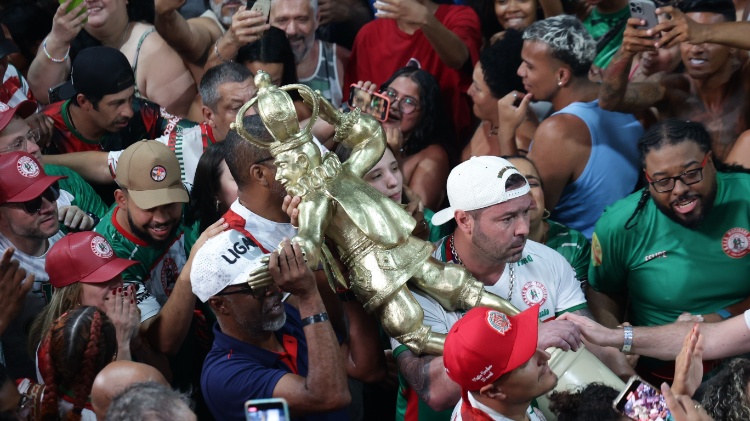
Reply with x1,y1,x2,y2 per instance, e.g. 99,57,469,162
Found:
160,257,179,296
16,156,39,178
151,165,167,182
522,281,548,306
722,228,750,258
486,310,512,335
90,236,113,258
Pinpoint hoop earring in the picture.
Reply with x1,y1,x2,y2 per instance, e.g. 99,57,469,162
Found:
543,208,551,220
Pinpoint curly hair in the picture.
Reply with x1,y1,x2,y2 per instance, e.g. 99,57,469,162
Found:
523,15,596,77
701,358,750,421
548,383,622,421
379,67,452,156
39,306,117,421
479,29,526,99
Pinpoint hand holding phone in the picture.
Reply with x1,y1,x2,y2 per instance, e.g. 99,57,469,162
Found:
250,0,271,21
349,84,391,122
629,0,659,31
614,376,672,420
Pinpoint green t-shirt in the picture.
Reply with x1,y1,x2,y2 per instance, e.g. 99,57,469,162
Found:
94,206,194,322
45,163,109,218
589,172,750,327
583,6,630,69
547,219,591,283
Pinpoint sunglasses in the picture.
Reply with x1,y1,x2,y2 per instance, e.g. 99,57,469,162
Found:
12,184,60,214
215,284,272,300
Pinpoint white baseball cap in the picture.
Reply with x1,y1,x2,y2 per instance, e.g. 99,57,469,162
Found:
190,229,267,302
431,156,530,226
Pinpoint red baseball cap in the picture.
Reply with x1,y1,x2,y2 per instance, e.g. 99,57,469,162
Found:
0,100,37,133
443,305,540,391
46,232,139,288
0,152,65,205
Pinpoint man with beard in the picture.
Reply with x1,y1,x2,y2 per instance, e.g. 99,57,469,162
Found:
390,156,629,421
270,0,349,107
194,237,352,421
94,140,198,355
588,119,750,382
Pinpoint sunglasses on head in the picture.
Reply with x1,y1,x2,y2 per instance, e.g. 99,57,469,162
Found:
15,184,60,214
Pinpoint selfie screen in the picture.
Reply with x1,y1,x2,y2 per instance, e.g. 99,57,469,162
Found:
246,406,286,421
621,382,671,420
349,88,389,121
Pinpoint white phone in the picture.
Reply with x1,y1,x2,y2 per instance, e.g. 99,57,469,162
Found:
250,0,271,21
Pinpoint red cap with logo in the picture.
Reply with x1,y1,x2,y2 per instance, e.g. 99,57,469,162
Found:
46,231,139,288
443,305,540,391
0,100,36,132
0,152,65,205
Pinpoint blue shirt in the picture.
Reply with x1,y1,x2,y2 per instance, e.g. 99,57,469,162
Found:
201,304,348,421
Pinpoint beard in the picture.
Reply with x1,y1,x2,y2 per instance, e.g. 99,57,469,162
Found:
127,210,180,249
289,34,315,63
652,187,716,229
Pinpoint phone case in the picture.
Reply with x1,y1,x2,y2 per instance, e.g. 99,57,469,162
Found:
629,0,659,30
250,0,271,20
348,84,391,122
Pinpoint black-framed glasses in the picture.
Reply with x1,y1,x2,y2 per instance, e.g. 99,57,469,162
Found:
9,184,60,214
0,129,41,154
645,154,709,193
216,284,270,299
382,89,420,114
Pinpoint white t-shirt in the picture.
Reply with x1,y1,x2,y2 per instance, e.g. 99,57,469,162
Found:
451,392,547,421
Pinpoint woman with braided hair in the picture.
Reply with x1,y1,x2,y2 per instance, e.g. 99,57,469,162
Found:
37,306,117,421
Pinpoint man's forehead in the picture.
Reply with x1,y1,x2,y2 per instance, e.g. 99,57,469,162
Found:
0,115,28,141
484,193,532,215
218,79,256,99
272,0,313,15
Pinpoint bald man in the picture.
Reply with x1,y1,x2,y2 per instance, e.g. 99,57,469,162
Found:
90,361,169,420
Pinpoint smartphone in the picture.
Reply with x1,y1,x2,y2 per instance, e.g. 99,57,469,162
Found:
348,84,391,122
48,82,67,104
629,0,659,30
245,398,290,421
250,0,271,21
613,376,672,420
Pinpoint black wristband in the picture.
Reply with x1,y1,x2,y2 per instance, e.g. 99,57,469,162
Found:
301,312,329,327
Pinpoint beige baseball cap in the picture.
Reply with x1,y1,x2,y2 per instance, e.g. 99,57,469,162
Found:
115,140,188,209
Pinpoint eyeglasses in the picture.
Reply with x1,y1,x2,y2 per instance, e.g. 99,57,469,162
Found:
216,284,271,299
8,184,60,214
645,154,709,193
0,129,41,154
382,89,420,114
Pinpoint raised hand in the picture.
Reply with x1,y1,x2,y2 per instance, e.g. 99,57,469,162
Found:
672,323,704,397
0,248,34,336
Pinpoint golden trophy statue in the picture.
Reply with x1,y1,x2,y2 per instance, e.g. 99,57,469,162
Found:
233,71,520,356
233,72,625,420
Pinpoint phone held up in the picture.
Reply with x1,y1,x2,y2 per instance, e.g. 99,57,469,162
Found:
245,398,290,421
250,0,272,21
348,84,391,122
613,376,672,420
629,0,659,31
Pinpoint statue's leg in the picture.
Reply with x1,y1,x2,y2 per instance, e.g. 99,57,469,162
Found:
411,258,520,316
376,286,446,356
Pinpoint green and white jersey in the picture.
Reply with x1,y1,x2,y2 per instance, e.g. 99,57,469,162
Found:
546,220,590,283
589,172,750,327
95,207,192,322
46,164,109,219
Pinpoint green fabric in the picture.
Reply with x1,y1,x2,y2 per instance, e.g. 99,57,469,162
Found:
589,172,750,327
583,6,630,68
45,163,109,218
546,219,591,282
424,208,453,243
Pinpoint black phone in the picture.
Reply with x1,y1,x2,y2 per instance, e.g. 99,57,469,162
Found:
629,0,659,30
348,84,391,122
245,398,289,421
48,82,66,104
613,376,672,420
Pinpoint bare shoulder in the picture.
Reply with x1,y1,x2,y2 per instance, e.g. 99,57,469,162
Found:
416,144,449,163
535,113,589,147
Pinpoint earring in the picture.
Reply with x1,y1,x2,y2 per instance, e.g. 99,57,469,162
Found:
543,208,551,220
215,199,220,212
557,80,563,87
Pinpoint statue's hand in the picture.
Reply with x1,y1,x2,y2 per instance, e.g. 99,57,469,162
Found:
246,255,274,289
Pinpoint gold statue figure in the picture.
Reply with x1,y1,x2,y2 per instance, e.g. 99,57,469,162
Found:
235,71,521,355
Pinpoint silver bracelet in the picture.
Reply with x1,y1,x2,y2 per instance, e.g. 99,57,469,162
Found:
621,325,633,353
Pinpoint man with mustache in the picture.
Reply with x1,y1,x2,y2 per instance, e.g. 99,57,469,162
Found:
94,140,198,355
389,157,629,421
588,119,750,382
270,0,349,107
43,47,196,155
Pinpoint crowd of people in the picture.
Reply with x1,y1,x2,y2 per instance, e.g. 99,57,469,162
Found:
0,0,749,420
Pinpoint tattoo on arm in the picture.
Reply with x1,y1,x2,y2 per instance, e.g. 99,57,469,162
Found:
396,350,437,403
